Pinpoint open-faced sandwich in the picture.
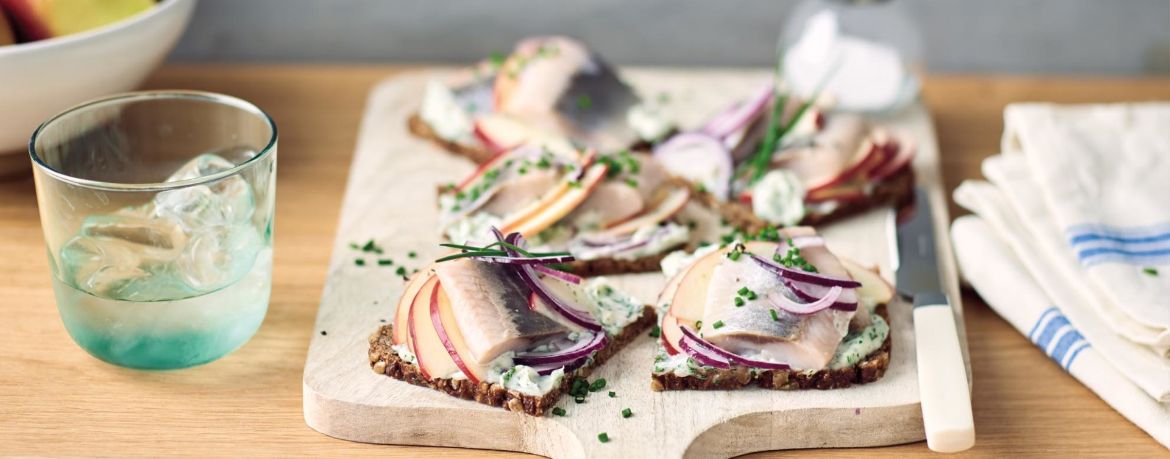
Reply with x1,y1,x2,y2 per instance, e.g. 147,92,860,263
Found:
437,139,742,276
652,84,917,229
651,226,895,390
410,35,674,164
368,229,655,415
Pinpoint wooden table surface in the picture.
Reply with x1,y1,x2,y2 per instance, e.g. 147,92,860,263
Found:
1,65,1167,458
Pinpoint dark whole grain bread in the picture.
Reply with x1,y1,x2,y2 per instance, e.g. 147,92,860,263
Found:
408,113,499,165
650,305,892,391
368,305,657,416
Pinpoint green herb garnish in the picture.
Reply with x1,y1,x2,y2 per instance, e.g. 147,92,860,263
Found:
648,325,661,338
395,266,407,276
608,391,616,398
694,320,702,329
576,94,593,110
589,378,607,392
712,320,725,329
408,251,417,259
552,407,566,416
734,296,745,307
354,259,365,266
377,259,393,266
1143,267,1159,276
488,51,506,67
625,178,639,188
769,309,780,321
598,432,610,443
621,408,633,418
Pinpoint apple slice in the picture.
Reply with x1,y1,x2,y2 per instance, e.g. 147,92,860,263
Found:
501,161,608,237
840,258,895,305
602,185,690,236
660,314,684,355
473,114,537,154
408,277,460,380
498,151,596,233
668,241,778,325
431,283,488,384
455,148,513,192
3,0,154,41
393,270,433,345
0,13,15,45
805,183,867,204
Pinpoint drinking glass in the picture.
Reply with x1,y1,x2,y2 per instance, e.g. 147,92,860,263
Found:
30,91,277,370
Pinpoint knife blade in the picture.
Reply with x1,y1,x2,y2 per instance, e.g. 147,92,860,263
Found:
897,187,975,453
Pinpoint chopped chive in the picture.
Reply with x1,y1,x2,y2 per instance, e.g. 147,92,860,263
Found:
621,408,633,418
377,259,393,266
770,309,780,321
589,378,607,392
625,178,638,188
568,180,582,188
734,296,745,307
745,290,758,300
727,250,741,261
608,391,616,398
354,259,365,266
598,432,609,443
575,396,586,404
489,51,506,67
712,320,725,329
737,286,750,296
552,407,566,416
576,94,593,110
695,320,702,329
536,156,551,169
361,240,377,252
348,242,359,250
395,266,407,276
648,325,661,338
408,251,417,258
1143,267,1159,276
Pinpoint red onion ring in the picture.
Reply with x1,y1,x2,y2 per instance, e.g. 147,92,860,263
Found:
768,285,843,315
701,83,774,140
781,278,858,311
495,229,602,331
748,253,862,288
514,332,606,366
680,325,790,370
533,265,582,284
679,334,731,369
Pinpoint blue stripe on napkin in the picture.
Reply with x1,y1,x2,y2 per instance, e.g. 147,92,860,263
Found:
1065,222,1170,267
1029,307,1091,370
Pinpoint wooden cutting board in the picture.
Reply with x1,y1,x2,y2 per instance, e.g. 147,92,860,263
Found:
302,69,966,458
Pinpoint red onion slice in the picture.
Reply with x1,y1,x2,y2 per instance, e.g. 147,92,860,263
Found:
514,332,606,366
652,133,733,201
679,335,731,369
748,253,862,288
526,355,590,376
701,83,774,140
495,230,602,332
768,285,843,315
533,265,582,284
680,325,790,370
782,278,858,311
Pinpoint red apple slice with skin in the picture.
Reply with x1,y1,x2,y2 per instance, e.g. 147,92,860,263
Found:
474,114,581,159
666,241,778,325
393,270,433,345
501,160,608,237
805,183,868,204
601,185,690,236
408,277,460,380
660,314,684,355
430,283,488,384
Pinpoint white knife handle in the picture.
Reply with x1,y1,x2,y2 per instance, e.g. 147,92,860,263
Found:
913,293,975,453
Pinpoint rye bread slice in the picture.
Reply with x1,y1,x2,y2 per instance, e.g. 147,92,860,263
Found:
368,305,656,416
650,305,892,391
408,113,499,165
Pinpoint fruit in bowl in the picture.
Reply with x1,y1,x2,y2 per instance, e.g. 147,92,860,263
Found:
0,0,194,173
1,0,157,43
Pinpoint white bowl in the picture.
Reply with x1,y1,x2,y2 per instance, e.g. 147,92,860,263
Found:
0,0,196,158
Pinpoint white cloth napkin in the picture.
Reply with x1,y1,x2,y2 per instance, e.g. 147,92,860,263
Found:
952,216,1170,449
1002,103,1170,338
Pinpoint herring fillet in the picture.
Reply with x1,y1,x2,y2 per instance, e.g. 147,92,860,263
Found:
699,228,858,369
433,259,568,364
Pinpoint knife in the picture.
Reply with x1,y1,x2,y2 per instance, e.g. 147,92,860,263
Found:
896,187,975,453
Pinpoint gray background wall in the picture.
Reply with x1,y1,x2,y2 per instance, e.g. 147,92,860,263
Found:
171,0,1170,74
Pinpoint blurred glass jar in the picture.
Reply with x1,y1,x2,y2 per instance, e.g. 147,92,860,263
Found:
779,0,923,113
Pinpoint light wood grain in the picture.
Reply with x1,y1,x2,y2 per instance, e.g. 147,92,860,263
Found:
0,65,1167,458
301,69,954,458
